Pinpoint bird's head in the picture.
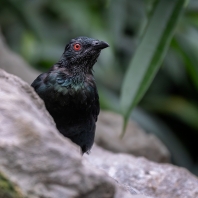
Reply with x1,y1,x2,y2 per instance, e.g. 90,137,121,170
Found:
59,36,109,73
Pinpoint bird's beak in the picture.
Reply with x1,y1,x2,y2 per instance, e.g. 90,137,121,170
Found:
93,40,109,50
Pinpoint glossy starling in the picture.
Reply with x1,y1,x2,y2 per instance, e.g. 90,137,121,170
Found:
31,36,109,154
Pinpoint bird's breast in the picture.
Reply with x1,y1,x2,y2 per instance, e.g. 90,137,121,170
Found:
52,80,96,108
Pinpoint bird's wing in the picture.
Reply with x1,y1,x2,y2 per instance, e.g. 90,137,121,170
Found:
31,72,49,94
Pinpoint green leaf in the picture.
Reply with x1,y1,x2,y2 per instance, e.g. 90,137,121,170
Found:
120,0,185,137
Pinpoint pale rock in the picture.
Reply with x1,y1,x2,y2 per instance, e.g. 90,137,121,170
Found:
86,145,198,198
0,69,150,198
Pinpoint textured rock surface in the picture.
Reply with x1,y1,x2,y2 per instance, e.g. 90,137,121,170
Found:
86,145,198,198
96,111,170,163
0,69,151,198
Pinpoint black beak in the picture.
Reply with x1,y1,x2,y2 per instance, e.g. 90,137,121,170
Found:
92,40,109,50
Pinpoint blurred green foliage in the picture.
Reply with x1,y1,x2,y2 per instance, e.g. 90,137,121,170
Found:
120,0,185,137
1,0,198,175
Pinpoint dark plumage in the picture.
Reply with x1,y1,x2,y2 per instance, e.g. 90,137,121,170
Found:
31,36,109,154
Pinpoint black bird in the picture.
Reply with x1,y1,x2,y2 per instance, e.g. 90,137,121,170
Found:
31,36,109,154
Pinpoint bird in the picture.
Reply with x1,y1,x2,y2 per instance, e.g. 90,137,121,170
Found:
31,36,109,154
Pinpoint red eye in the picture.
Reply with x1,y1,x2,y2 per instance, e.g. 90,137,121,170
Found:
73,43,81,51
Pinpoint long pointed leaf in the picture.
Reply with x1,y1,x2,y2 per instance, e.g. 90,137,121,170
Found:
120,0,185,136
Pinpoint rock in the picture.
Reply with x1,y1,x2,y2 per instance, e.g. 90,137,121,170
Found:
95,111,170,163
85,145,198,198
0,69,150,198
